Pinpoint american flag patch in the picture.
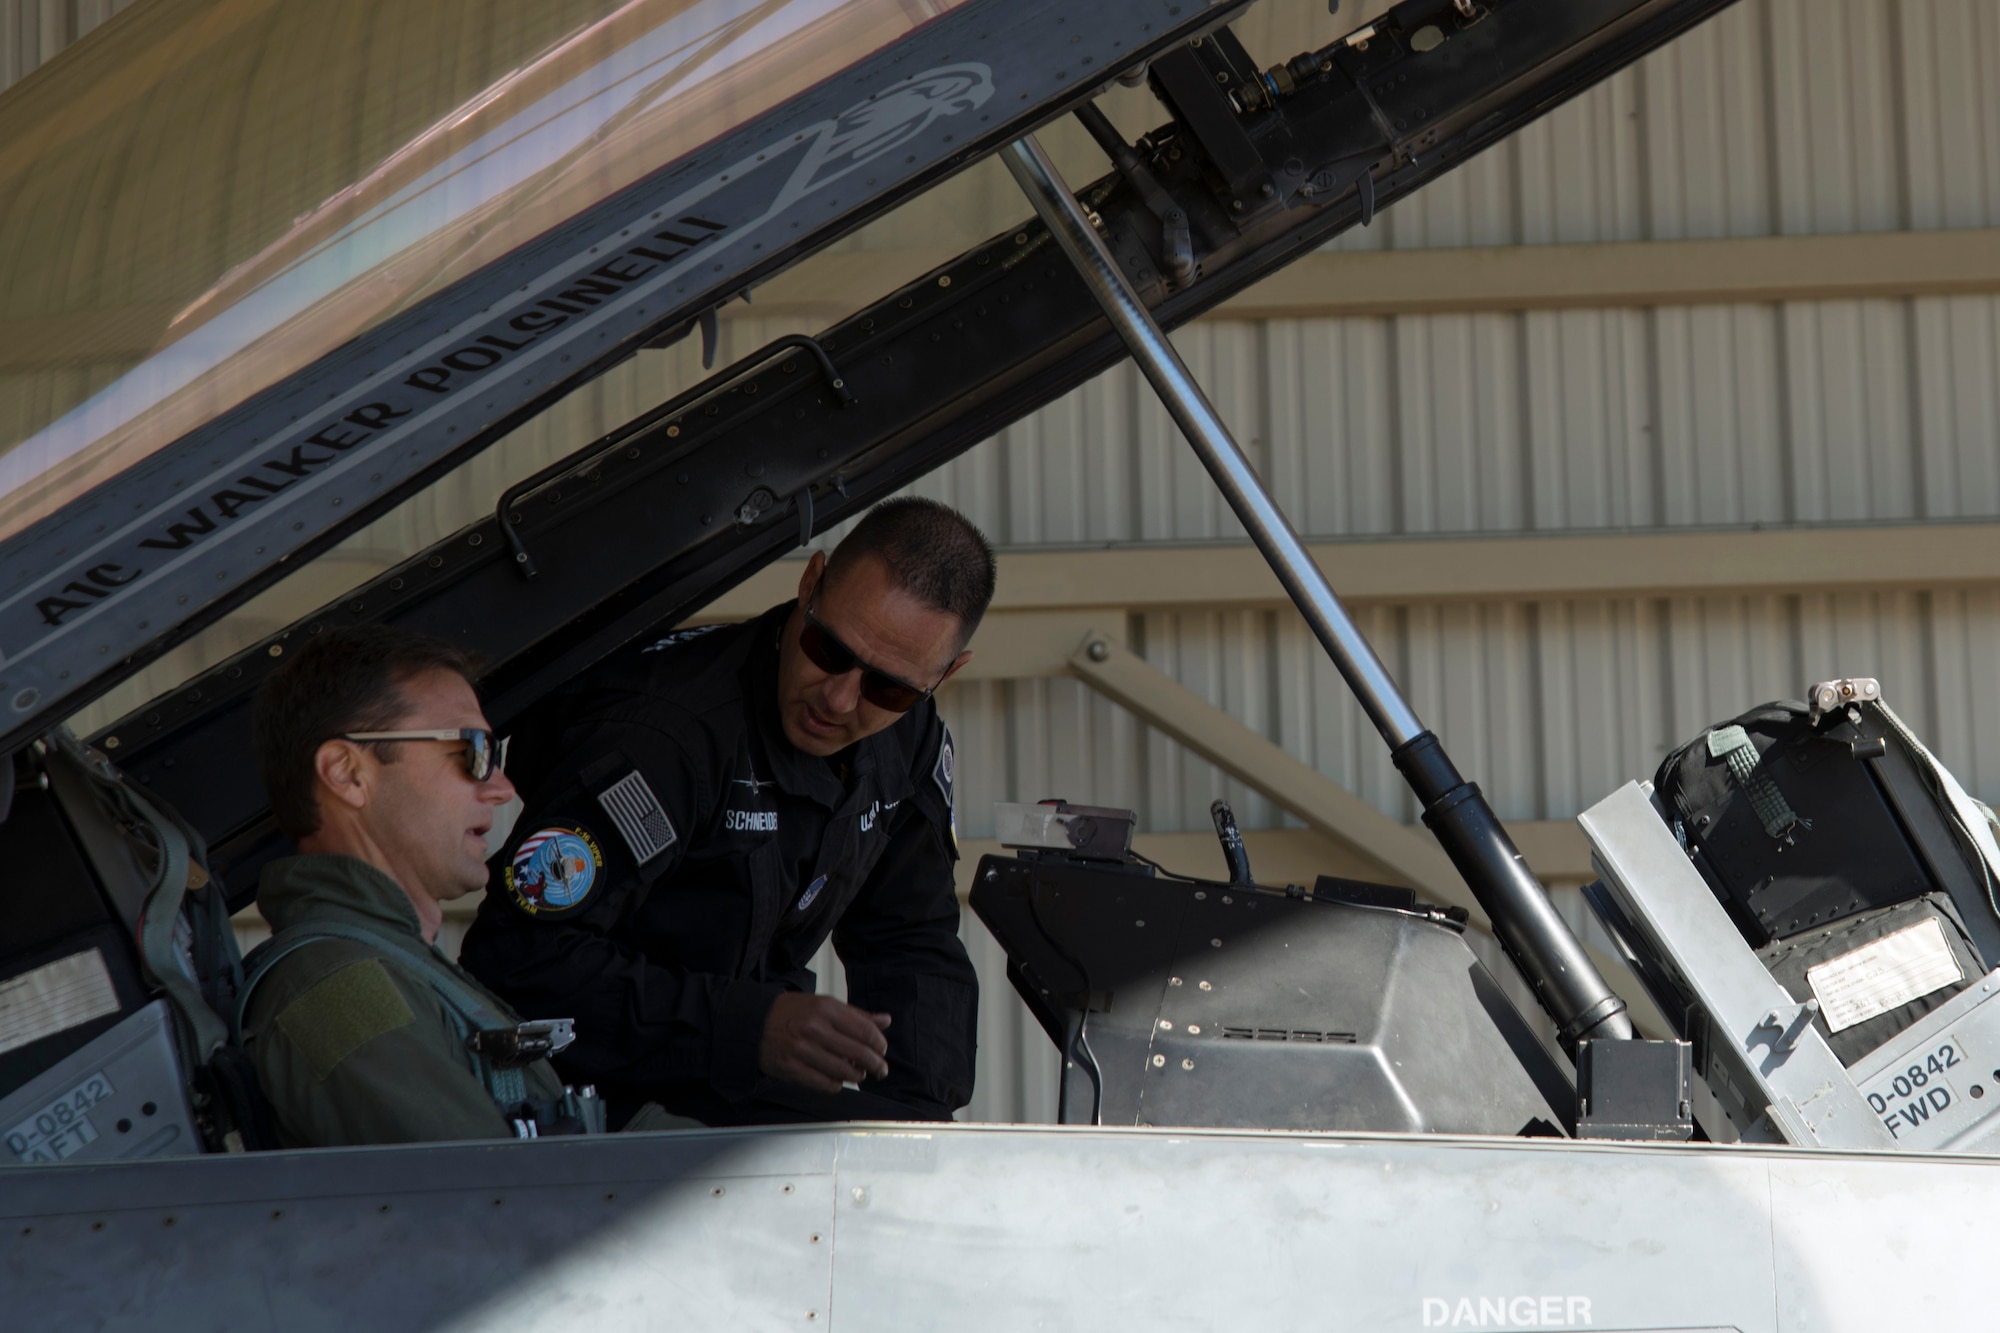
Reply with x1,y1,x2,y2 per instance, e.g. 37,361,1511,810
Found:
596,769,677,865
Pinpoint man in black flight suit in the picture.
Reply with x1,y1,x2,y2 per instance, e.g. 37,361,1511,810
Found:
460,498,990,1127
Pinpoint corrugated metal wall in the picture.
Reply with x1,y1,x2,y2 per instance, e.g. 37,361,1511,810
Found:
12,0,2000,1127
0,0,130,82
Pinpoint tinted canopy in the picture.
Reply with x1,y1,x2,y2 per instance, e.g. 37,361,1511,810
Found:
0,0,966,545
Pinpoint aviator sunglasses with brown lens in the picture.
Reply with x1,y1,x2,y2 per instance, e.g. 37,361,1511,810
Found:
340,728,509,781
798,583,951,713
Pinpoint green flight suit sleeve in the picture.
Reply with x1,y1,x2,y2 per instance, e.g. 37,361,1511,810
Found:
246,941,557,1147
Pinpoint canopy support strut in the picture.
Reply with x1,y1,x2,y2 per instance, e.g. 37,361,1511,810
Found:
1003,131,1632,1052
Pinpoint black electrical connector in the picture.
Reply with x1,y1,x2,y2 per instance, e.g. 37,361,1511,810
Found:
1074,103,1197,287
1210,799,1254,885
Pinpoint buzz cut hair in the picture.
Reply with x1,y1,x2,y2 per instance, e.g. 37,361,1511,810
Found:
252,624,481,842
827,497,997,643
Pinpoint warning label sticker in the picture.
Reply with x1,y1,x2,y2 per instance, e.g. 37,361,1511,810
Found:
1807,917,1963,1032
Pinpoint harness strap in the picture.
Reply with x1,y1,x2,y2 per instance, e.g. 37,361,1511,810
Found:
48,731,233,1060
1707,724,1807,841
236,920,527,1108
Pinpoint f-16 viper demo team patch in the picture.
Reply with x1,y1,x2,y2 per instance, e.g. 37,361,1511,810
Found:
506,825,603,917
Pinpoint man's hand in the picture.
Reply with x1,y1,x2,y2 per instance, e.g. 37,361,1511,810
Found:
759,993,892,1093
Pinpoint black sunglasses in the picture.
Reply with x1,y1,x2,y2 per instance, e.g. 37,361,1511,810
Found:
799,584,949,713
341,728,510,781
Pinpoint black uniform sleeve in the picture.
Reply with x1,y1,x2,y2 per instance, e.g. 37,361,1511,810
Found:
833,724,978,1119
459,713,785,1101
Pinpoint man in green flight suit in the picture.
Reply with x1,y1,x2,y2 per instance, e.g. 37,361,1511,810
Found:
241,624,683,1146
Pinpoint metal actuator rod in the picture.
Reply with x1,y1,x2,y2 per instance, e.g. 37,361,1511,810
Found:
1004,130,1632,1051
1005,134,1418,747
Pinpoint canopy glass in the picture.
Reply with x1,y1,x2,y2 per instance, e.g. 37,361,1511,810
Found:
0,0,965,545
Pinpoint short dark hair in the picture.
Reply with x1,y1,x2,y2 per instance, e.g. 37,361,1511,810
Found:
827,498,996,643
252,625,480,841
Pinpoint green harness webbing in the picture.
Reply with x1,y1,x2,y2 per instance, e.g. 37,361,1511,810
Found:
1707,724,1807,841
235,919,529,1109
47,730,234,1061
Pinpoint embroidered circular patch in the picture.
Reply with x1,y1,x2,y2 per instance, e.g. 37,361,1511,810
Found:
506,825,603,916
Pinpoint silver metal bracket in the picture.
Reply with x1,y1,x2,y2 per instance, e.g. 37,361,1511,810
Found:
1758,999,1822,1053
1808,676,1880,725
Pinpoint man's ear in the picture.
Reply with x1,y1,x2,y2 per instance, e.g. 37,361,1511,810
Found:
936,648,974,690
796,549,827,606
312,738,372,815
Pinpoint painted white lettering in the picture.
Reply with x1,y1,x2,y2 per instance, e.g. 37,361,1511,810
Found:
1422,1294,1594,1327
